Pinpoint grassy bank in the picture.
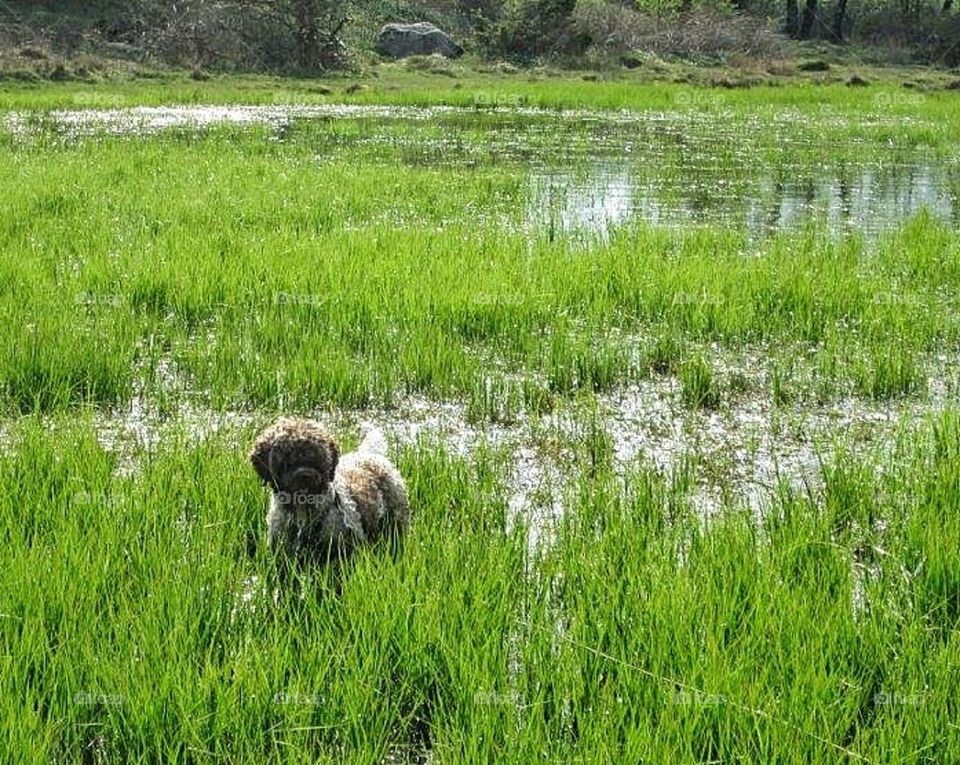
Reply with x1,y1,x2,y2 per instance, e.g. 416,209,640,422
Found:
0,53,959,113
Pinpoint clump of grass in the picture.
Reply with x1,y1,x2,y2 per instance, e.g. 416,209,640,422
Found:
463,373,558,426
466,376,524,425
771,353,797,405
546,336,631,394
679,355,722,409
854,347,926,399
647,333,686,375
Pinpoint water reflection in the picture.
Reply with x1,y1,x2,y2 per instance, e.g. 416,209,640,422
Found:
7,103,957,239
530,158,957,240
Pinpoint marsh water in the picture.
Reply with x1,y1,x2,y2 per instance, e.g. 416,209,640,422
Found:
7,102,958,536
10,103,959,241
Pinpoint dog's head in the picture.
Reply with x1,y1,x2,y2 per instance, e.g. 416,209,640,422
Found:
250,418,339,505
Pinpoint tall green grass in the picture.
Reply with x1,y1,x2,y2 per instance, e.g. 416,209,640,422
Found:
0,122,957,415
2,413,958,762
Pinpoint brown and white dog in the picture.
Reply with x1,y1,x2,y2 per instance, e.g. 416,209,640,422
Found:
250,418,409,565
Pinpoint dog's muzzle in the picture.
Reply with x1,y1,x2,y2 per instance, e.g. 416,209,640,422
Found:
279,467,327,505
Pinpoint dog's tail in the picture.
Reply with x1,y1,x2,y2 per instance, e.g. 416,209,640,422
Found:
358,424,389,457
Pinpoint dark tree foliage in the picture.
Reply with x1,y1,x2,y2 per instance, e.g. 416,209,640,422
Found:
246,0,350,71
798,0,818,38
484,0,582,60
785,0,799,35
832,0,848,40
2,0,959,69
11,0,352,73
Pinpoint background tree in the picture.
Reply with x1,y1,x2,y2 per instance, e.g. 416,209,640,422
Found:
785,0,799,35
485,0,579,60
798,0,818,37
246,0,351,71
832,0,849,39
149,1,242,76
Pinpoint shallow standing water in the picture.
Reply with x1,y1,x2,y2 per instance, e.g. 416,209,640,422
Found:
530,157,955,241
7,103,958,241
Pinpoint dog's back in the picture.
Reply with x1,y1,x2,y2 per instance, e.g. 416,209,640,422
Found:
337,432,409,540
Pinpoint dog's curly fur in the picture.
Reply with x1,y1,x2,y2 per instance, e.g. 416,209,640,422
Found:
250,418,409,565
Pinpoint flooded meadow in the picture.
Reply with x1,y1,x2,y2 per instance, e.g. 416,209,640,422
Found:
3,86,960,763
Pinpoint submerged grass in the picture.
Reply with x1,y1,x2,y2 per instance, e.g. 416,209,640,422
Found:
1,65,959,134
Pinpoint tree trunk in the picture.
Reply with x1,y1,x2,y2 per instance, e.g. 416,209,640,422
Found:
798,0,817,38
294,1,320,70
944,0,953,12
785,0,799,36
832,0,848,39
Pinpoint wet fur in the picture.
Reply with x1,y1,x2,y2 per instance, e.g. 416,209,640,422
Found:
250,418,409,566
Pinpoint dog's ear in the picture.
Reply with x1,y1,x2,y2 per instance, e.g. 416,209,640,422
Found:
250,437,280,487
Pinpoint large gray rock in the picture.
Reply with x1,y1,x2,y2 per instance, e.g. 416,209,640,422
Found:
376,23,463,59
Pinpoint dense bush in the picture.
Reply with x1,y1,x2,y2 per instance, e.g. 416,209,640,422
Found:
481,0,586,60
572,1,787,61
2,0,354,74
1,0,958,69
